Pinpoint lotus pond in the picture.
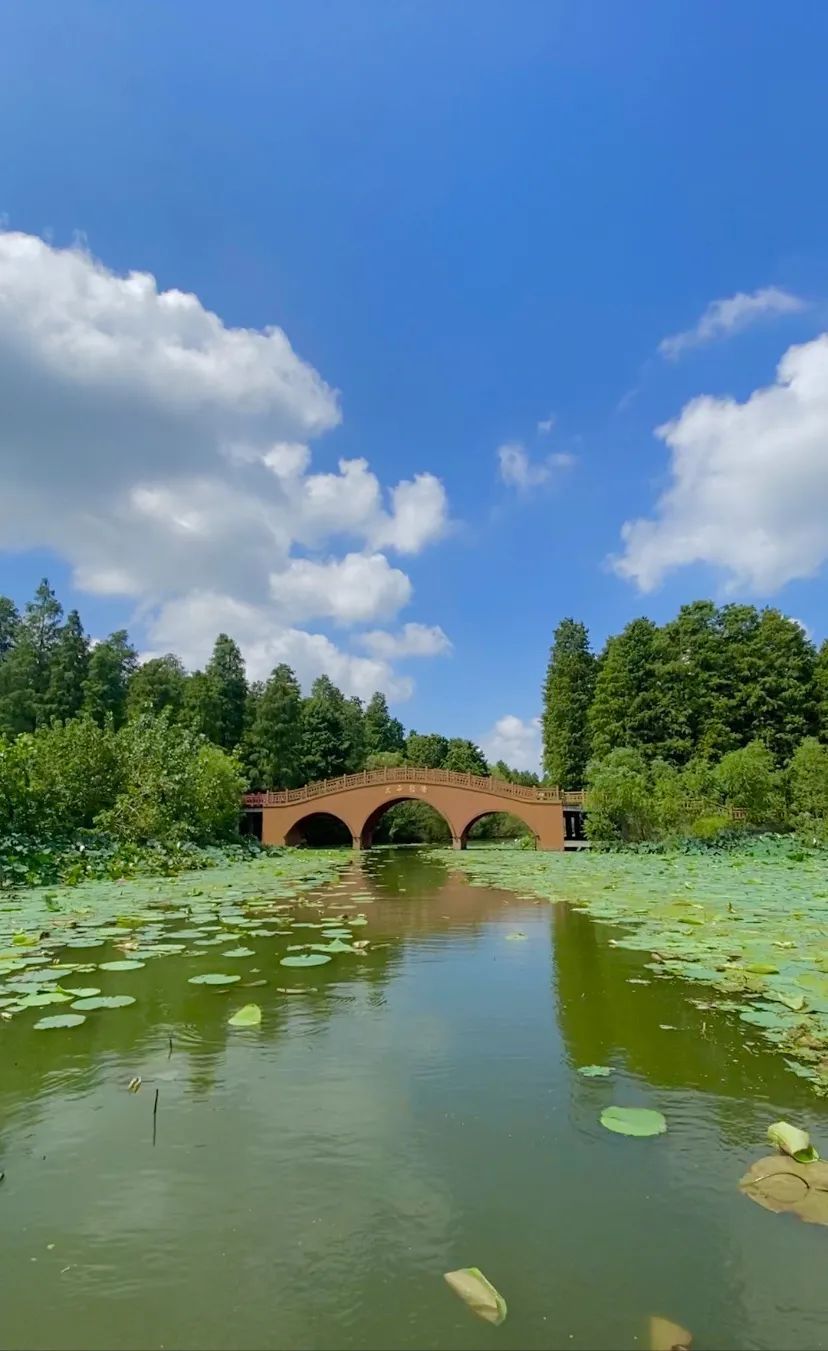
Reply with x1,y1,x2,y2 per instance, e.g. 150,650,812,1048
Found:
3,845,828,1350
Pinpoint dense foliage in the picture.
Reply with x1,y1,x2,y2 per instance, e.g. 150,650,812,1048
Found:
0,580,533,873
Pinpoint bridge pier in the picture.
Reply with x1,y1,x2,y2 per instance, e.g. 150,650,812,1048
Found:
451,836,465,851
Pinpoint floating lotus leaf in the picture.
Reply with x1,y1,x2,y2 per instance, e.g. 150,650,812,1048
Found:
34,1013,86,1029
740,1155,828,1225
222,947,255,958
321,929,352,939
347,916,368,927
600,1106,667,1137
228,1003,262,1028
188,973,241,985
578,1064,611,1077
279,954,332,968
443,1268,507,1326
71,995,136,1010
99,960,145,971
16,991,72,1008
745,962,779,975
65,987,101,998
64,937,104,948
767,1120,819,1163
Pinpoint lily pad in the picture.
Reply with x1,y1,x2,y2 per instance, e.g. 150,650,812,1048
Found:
443,1268,507,1326
222,947,255,958
70,995,136,1010
600,1106,667,1138
34,1013,86,1029
15,991,72,1008
740,1155,828,1226
279,954,332,968
228,1003,262,1028
187,973,242,985
65,987,101,998
98,960,145,971
578,1064,611,1077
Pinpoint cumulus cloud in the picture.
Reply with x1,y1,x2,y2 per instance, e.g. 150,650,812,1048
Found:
0,230,451,696
614,333,828,593
497,442,575,490
145,593,413,701
480,715,542,771
358,623,452,660
658,286,805,360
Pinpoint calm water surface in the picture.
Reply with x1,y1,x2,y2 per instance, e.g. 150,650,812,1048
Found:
2,849,828,1351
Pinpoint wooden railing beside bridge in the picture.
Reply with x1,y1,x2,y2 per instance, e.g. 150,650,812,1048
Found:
243,766,586,810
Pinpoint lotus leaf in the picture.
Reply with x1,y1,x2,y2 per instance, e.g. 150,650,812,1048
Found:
65,987,101,998
600,1106,667,1137
71,995,135,1010
279,954,332,968
740,1155,828,1225
34,1013,86,1029
767,1120,819,1163
187,973,241,985
99,960,145,971
16,991,72,1008
222,947,255,958
443,1268,507,1326
228,1003,262,1028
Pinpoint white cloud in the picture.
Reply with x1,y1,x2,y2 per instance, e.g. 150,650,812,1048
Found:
497,442,575,490
537,413,556,434
271,553,411,625
358,623,452,660
614,332,828,593
146,592,413,701
0,230,450,693
480,715,542,771
659,286,805,360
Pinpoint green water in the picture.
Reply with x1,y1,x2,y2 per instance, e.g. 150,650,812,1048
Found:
2,849,828,1351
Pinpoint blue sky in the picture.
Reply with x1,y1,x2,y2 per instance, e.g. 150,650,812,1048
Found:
2,1,828,767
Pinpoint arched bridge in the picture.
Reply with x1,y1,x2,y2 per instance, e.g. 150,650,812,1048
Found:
244,767,586,850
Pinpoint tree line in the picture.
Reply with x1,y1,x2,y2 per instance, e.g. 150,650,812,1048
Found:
0,580,532,868
542,602,828,843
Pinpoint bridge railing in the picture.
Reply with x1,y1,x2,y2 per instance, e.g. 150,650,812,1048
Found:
243,766,578,808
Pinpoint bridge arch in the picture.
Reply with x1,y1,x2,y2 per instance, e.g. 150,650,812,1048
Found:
458,807,538,850
285,811,353,847
359,796,458,849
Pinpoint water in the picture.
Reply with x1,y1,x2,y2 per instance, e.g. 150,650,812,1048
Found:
2,849,828,1351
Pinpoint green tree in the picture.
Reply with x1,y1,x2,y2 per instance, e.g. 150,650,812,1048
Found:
82,629,138,727
713,741,779,825
201,634,248,750
443,738,489,775
44,610,90,724
817,640,828,743
406,731,449,768
127,655,187,720
0,597,19,660
343,696,366,772
0,579,63,734
787,738,828,841
585,748,657,844
301,676,351,780
589,618,669,761
245,663,303,788
747,609,817,762
658,600,728,761
363,692,405,757
26,717,116,831
542,618,595,787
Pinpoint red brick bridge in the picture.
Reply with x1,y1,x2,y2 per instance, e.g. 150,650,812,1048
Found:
243,767,586,850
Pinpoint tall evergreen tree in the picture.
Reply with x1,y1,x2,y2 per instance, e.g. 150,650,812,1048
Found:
45,610,90,723
202,634,248,751
0,578,63,734
542,618,595,787
747,609,817,762
301,676,351,780
363,691,405,757
83,629,138,727
246,664,303,788
816,640,828,744
343,696,366,772
0,597,19,660
127,655,187,720
589,618,668,761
